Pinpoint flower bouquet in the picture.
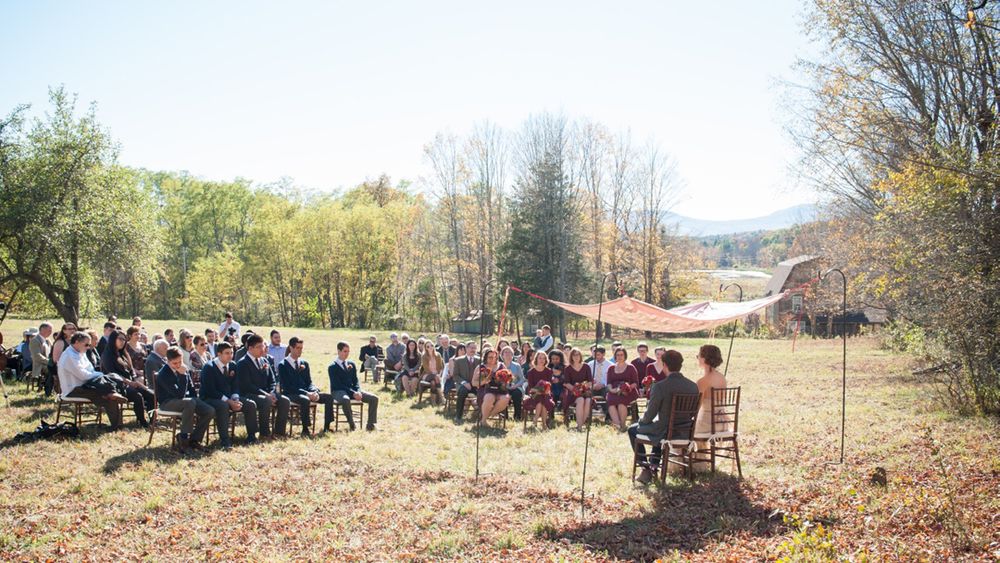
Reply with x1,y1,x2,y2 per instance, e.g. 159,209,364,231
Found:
641,375,655,397
491,368,513,389
614,382,637,396
572,381,592,398
529,380,552,399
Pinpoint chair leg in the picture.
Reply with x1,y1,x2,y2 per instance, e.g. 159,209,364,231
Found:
55,402,63,424
146,411,157,447
710,442,717,474
734,440,742,479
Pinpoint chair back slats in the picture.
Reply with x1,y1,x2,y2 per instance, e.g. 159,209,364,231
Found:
710,387,741,434
666,393,701,441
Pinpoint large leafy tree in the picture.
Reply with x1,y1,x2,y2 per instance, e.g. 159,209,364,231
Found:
0,87,159,324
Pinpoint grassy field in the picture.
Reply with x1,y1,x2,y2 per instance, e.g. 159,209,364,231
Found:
0,318,997,561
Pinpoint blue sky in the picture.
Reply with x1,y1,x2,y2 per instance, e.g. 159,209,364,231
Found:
2,0,819,220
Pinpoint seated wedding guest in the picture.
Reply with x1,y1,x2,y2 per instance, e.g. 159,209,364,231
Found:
563,348,594,430
694,345,728,463
58,332,126,430
30,322,53,396
236,333,290,438
96,321,117,356
328,341,379,431
219,311,241,340
436,334,456,388
358,335,381,381
419,343,444,405
452,341,480,423
17,329,34,379
267,330,286,365
156,346,215,451
496,339,510,356
500,346,525,420
205,329,219,358
518,341,533,366
628,349,699,484
587,346,611,400
164,328,177,346
399,339,421,397
199,341,255,448
48,323,77,395
548,350,566,410
444,343,466,394
191,335,210,373
385,332,405,393
145,339,168,388
476,349,510,424
131,316,142,329
607,347,640,431
631,343,655,383
416,337,426,356
101,330,154,427
644,346,669,395
85,329,102,370
125,326,147,374
279,337,335,436
178,329,195,370
234,332,253,362
522,350,555,427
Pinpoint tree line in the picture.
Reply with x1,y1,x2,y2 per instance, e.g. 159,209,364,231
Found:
0,88,703,342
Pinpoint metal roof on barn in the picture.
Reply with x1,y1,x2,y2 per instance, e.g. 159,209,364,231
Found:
764,255,821,296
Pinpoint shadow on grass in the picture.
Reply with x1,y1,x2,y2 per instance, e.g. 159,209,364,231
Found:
553,475,782,560
103,444,211,473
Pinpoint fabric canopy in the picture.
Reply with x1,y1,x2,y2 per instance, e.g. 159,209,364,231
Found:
542,292,787,333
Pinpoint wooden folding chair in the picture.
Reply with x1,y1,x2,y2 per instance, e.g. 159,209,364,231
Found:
332,399,364,431
693,386,742,478
145,372,185,448
630,393,701,482
55,396,104,426
289,401,319,435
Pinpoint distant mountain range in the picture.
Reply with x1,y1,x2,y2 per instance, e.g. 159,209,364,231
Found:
667,203,819,237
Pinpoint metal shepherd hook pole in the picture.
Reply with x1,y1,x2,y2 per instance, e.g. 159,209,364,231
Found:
581,271,614,518
819,268,847,465
719,282,743,377
476,278,496,481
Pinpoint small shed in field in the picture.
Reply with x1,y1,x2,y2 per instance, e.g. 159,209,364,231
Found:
451,310,494,335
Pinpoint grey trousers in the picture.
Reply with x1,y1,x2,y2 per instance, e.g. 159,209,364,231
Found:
160,397,214,442
246,394,290,436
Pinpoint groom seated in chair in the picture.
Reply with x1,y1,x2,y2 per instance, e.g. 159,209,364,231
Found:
628,349,699,484
279,337,334,435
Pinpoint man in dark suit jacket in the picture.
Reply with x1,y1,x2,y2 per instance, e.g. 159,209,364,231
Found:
279,336,334,435
156,347,215,451
328,341,378,431
199,341,258,447
236,333,290,438
144,339,167,387
628,349,699,484
451,341,481,422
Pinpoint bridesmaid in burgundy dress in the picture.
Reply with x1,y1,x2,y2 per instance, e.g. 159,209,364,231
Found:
562,348,593,430
606,347,639,431
522,351,554,427
644,346,669,395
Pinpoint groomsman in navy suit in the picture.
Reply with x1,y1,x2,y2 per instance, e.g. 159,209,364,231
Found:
328,341,379,431
236,333,290,438
278,336,334,435
199,341,258,447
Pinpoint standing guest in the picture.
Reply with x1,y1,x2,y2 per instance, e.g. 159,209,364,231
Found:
500,346,526,420
17,329,34,379
476,349,510,424
96,321,117,356
30,322,53,396
358,335,381,381
563,348,594,430
535,325,554,353
204,329,219,359
218,312,241,340
629,349,699,484
522,351,555,427
58,332,126,430
156,347,215,451
607,347,640,431
548,350,567,411
164,328,177,347
279,337,335,436
384,332,405,392
190,335,210,373
267,330,286,365
631,343,655,385
145,339,168,388
328,341,379,431
236,333,290,438
399,339,421,397
125,326,147,374
419,343,444,405
131,316,142,329
452,341,481,422
198,341,254,448
101,330,155,428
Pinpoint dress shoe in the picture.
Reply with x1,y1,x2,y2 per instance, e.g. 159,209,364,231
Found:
636,468,653,485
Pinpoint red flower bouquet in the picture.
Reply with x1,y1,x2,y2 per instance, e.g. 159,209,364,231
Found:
615,382,637,396
492,368,513,388
572,381,592,398
530,380,552,399
641,375,655,396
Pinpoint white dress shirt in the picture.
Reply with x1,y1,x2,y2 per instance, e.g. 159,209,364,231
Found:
57,346,103,398
218,320,242,339
587,358,613,386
